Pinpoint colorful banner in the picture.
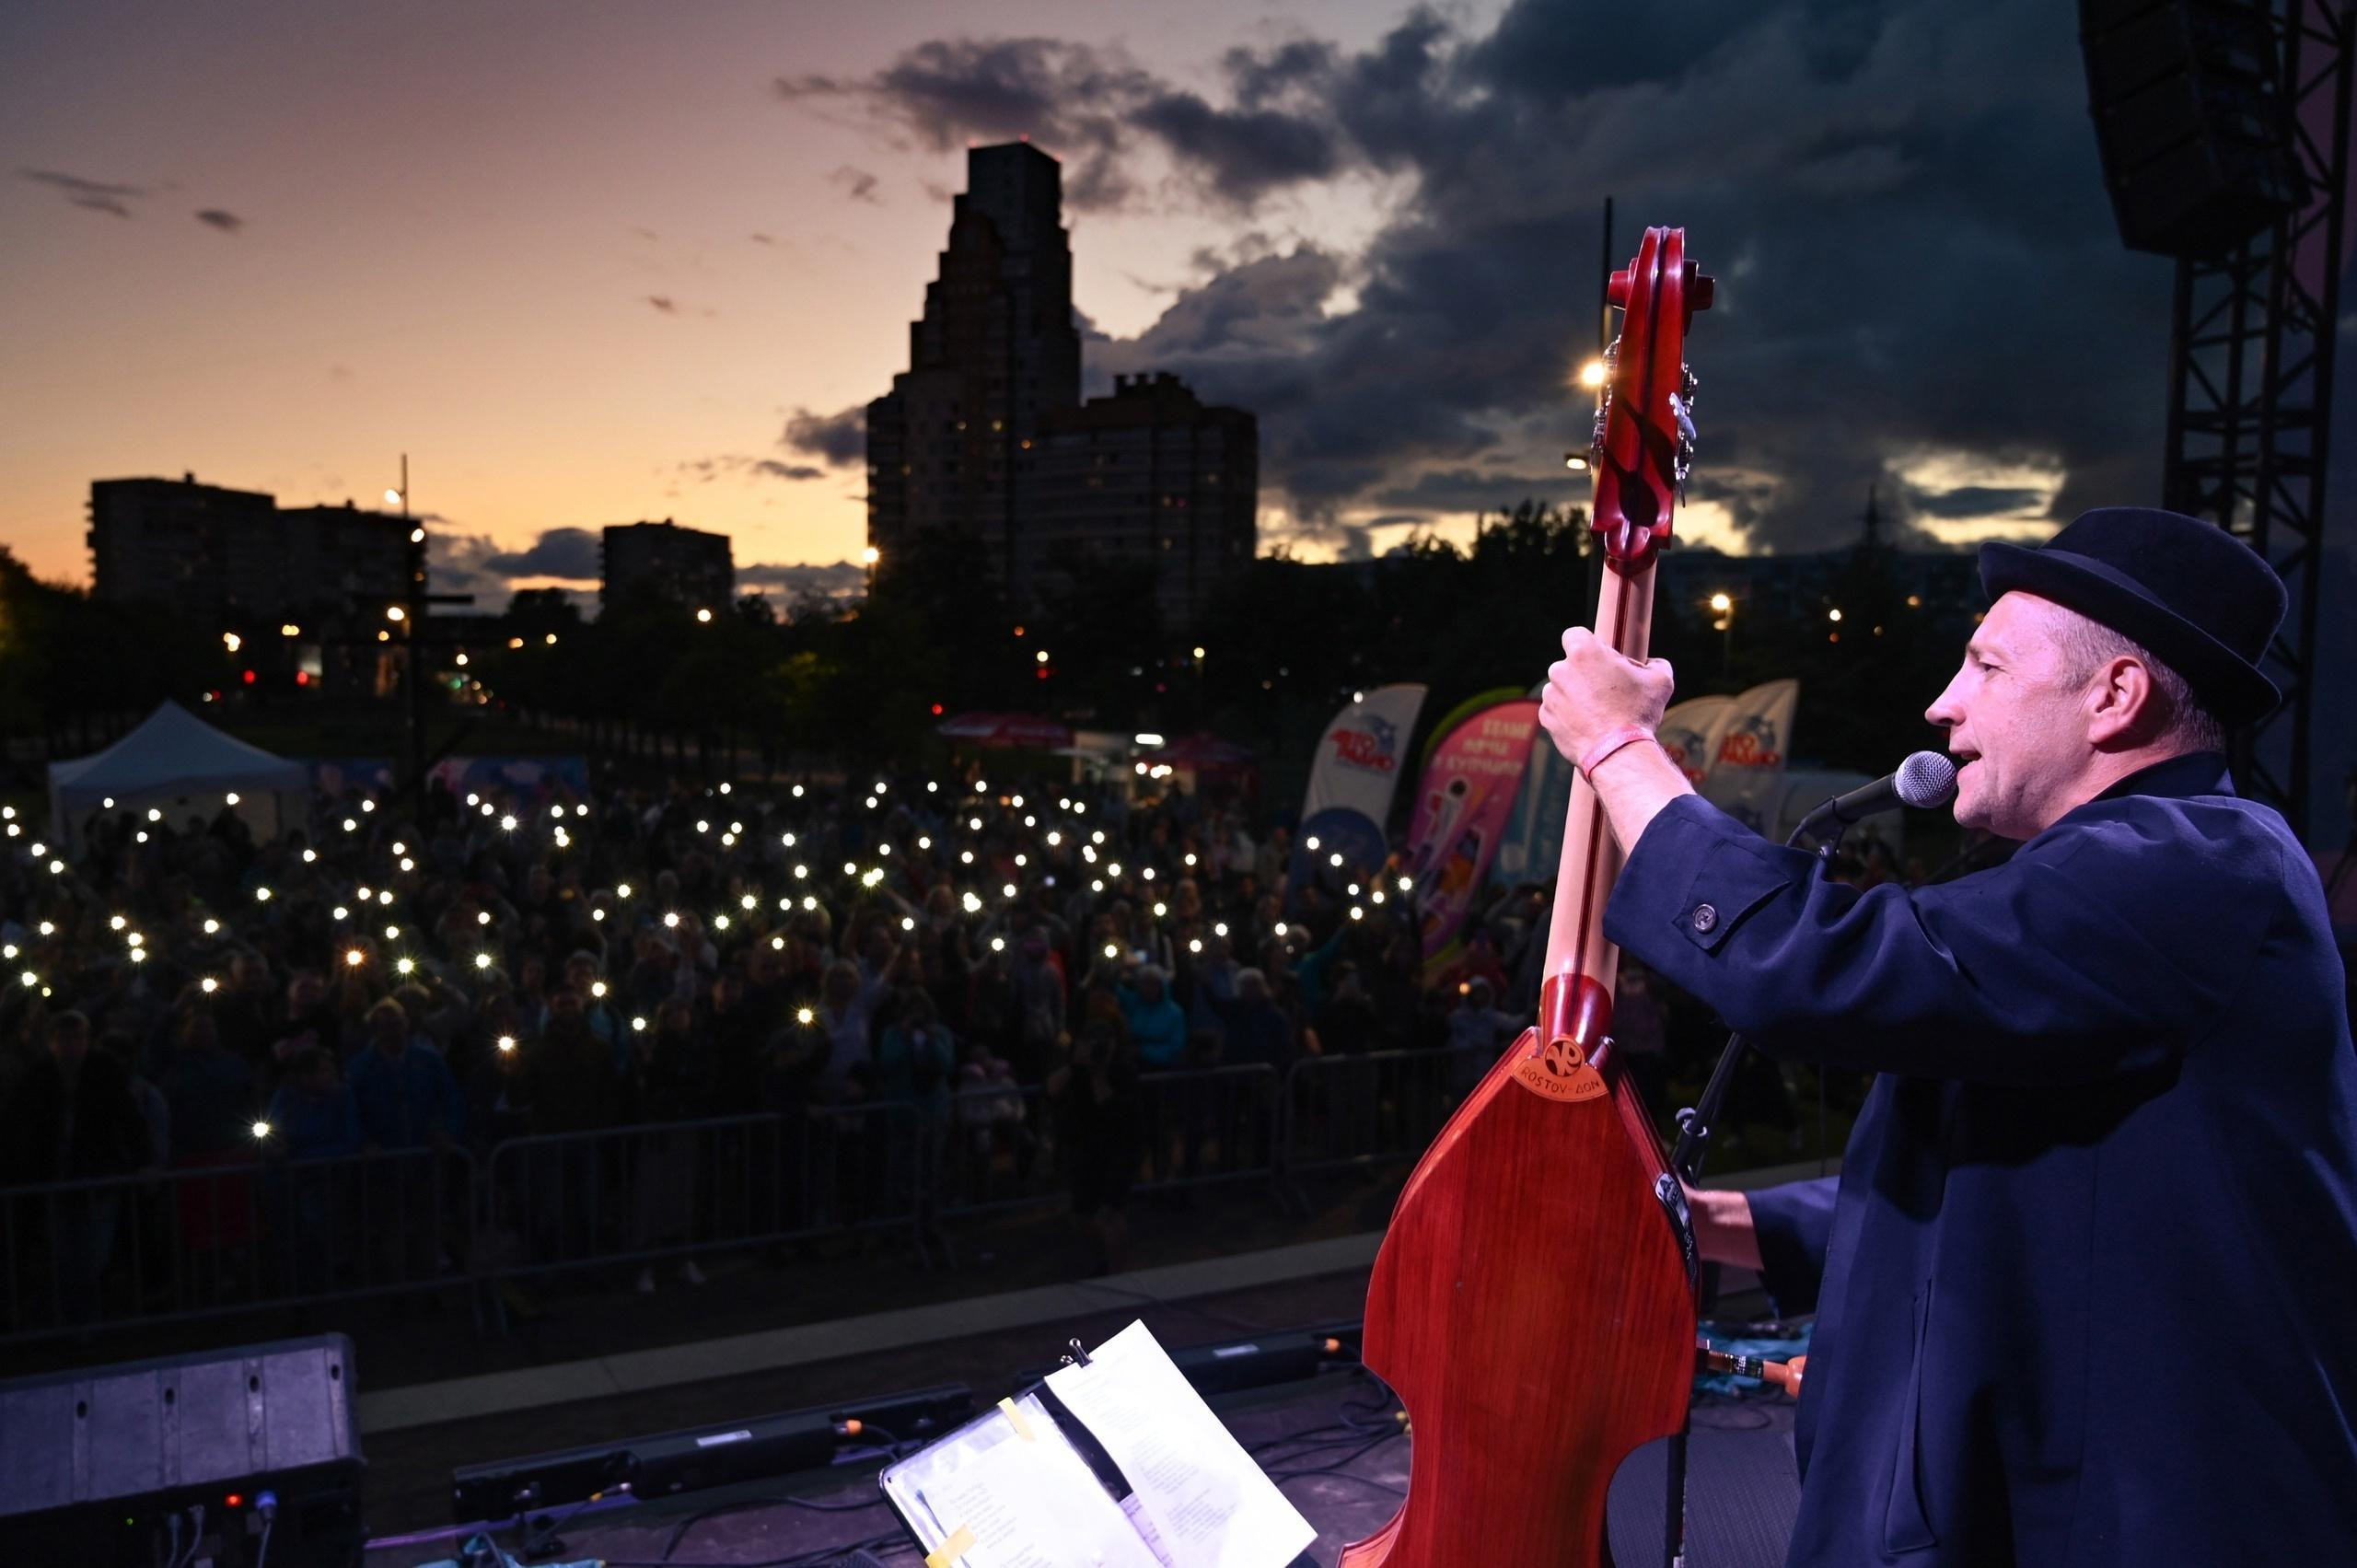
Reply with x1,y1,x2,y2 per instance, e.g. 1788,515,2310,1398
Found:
1488,681,1575,889
1405,698,1542,961
1656,694,1739,791
1301,683,1426,827
1699,679,1799,833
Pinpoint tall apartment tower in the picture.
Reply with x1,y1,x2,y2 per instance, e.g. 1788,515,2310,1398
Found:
88,474,279,619
866,143,1080,585
1028,373,1258,628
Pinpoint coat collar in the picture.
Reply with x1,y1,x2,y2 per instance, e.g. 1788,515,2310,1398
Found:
2088,749,2235,806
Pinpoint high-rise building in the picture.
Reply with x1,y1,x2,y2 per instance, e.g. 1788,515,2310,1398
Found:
866,143,1081,586
277,503,413,610
1028,373,1258,628
88,474,279,617
600,518,735,611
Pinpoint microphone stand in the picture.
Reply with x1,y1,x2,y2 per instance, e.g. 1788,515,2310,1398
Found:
1658,813,1839,1568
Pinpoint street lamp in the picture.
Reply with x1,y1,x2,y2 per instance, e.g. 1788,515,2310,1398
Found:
1709,591,1735,674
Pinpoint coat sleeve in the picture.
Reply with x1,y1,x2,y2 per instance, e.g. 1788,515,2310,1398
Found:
1603,793,2277,1086
1744,1176,1839,1317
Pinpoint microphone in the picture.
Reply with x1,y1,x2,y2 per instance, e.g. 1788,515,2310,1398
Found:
1794,750,1957,839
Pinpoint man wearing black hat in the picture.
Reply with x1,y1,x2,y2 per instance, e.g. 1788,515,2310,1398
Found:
1540,508,2357,1565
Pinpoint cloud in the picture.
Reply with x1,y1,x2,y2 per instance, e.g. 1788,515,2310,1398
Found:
1045,0,2164,553
645,295,679,314
20,167,145,216
738,560,866,601
772,37,1343,212
782,404,866,467
675,453,827,485
482,527,601,580
831,164,882,203
194,208,244,233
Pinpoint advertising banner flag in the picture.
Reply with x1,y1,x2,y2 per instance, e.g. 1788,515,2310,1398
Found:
1700,678,1800,833
1489,682,1575,889
1656,694,1739,791
1404,698,1542,961
1301,683,1427,829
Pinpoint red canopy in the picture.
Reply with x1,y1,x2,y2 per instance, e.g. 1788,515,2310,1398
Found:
1147,731,1256,768
935,712,1075,749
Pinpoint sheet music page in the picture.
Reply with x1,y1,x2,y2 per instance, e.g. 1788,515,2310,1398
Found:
882,1392,1163,1568
1045,1321,1316,1568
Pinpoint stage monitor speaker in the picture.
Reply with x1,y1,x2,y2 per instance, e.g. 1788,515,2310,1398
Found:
2080,0,2304,257
0,1333,365,1567
450,1382,973,1524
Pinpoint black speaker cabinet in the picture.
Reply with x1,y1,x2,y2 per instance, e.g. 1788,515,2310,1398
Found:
2080,0,2305,257
0,1333,364,1566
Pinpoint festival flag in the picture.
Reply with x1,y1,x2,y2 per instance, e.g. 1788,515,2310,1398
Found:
1488,681,1575,889
1404,697,1542,962
1699,678,1800,833
1656,694,1739,791
1289,684,1427,910
1301,683,1426,830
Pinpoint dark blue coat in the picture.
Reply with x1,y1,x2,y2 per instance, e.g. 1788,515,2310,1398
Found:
1607,752,2357,1564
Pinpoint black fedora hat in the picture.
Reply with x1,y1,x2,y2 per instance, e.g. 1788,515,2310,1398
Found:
1979,507,2285,726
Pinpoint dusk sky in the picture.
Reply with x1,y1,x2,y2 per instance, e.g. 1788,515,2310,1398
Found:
3,0,2350,615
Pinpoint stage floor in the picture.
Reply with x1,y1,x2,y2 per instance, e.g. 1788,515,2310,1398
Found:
365,1374,1801,1568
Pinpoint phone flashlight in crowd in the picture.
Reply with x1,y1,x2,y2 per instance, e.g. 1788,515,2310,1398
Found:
797,1007,816,1026
344,949,365,968
200,977,219,993
250,1121,272,1142
496,1036,517,1054
632,1016,647,1031
591,981,608,998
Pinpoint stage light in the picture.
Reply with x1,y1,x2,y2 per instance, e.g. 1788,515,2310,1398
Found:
1579,359,1607,388
1709,592,1733,614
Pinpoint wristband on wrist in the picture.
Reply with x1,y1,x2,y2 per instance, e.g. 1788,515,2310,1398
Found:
1578,724,1657,782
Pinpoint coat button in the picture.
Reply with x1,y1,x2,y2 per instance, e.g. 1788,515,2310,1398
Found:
1691,903,1719,934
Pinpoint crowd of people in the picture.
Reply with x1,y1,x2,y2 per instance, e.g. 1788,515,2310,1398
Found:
0,760,1913,1315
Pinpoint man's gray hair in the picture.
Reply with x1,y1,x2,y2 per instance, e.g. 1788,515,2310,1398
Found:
2050,608,2226,754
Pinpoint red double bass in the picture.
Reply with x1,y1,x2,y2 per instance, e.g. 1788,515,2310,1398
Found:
1343,226,1712,1568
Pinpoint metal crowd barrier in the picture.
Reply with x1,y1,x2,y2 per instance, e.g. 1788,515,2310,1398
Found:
0,1055,1487,1346
1280,1046,1489,1182
934,1063,1283,1219
477,1104,925,1282
0,1145,472,1345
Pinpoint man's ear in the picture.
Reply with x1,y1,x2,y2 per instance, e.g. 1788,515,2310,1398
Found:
2086,655,2158,747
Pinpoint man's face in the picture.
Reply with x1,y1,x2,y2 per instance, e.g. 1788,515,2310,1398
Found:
1924,592,2098,840
289,975,324,1012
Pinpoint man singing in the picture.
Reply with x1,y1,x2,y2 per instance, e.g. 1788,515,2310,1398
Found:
1540,507,2357,1564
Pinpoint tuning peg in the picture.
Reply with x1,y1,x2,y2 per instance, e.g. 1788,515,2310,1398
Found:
1689,267,1714,310
1608,268,1632,308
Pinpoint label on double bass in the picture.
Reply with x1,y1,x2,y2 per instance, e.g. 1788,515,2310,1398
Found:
1514,1034,1607,1102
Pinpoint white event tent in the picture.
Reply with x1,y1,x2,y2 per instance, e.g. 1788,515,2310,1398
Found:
47,702,311,856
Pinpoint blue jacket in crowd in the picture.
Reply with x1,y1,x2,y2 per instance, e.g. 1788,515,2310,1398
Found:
1608,753,2357,1565
343,1038,465,1150
1118,981,1190,1070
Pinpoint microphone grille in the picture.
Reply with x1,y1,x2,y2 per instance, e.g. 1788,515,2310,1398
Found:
1896,750,1959,808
